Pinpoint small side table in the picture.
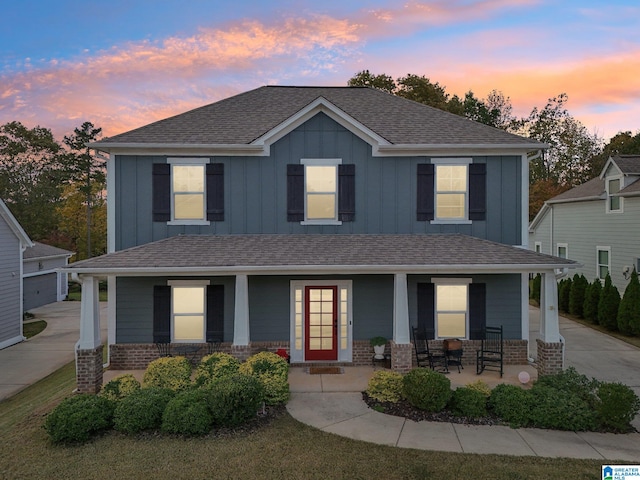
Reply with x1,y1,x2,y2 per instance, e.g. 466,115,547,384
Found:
372,354,391,369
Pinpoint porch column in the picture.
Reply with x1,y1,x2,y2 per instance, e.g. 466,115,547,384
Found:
537,270,563,375
232,274,251,361
76,275,103,393
391,273,412,372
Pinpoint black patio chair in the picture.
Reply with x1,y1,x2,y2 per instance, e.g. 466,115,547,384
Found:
476,325,503,377
412,327,448,373
155,339,172,357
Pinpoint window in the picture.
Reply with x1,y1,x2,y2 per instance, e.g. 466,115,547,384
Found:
287,161,355,224
597,247,610,280
304,161,338,222
557,243,568,259
416,159,485,222
434,279,470,339
168,280,209,342
152,159,224,224
534,242,542,254
607,178,622,213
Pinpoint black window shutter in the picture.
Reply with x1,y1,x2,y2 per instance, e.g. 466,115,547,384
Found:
338,164,355,222
206,163,224,222
153,285,171,343
206,285,225,342
287,164,304,222
417,283,435,339
152,163,171,222
469,163,486,221
417,164,434,221
469,283,486,340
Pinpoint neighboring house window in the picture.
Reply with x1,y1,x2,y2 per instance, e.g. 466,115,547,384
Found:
417,280,484,340
606,177,622,213
597,247,611,280
534,242,542,254
153,282,224,343
416,159,486,222
557,244,568,259
287,161,355,223
152,159,224,224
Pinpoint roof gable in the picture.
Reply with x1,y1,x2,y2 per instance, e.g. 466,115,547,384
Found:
0,199,33,247
600,155,640,179
91,86,544,156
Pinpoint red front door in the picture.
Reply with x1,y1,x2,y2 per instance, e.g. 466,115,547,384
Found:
304,286,338,361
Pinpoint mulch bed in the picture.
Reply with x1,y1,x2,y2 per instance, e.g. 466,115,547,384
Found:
362,392,505,427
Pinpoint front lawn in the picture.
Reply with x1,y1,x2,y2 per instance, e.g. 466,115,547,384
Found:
0,362,607,479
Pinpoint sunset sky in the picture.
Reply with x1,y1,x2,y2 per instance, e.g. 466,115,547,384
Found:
1,0,638,141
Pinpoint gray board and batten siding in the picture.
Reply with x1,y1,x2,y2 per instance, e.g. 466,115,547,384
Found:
114,113,522,250
0,217,22,344
114,273,521,344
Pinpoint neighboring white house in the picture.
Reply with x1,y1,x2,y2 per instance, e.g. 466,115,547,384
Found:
23,242,73,310
529,154,640,292
0,199,34,349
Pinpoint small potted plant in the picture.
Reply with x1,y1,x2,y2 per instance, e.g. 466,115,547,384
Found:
370,336,387,359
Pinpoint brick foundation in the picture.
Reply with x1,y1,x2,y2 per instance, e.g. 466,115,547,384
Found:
76,345,104,394
536,339,563,375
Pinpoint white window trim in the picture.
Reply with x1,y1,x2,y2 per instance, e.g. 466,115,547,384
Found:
431,157,472,225
534,241,542,254
300,158,343,226
605,175,624,214
167,279,210,343
289,280,352,363
556,243,568,259
432,277,472,340
596,246,611,280
167,157,211,226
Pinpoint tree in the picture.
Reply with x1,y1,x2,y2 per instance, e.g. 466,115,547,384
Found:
347,70,396,93
528,179,570,221
583,278,602,324
589,131,640,177
558,277,572,313
618,269,640,336
63,122,104,259
569,274,588,318
0,121,66,239
598,274,620,331
395,74,451,111
485,89,518,132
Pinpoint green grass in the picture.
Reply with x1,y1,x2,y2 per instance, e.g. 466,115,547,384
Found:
23,320,47,339
0,362,606,479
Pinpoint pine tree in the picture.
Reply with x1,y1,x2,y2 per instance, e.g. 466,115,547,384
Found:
583,278,602,324
569,274,588,318
618,269,640,336
558,277,572,313
598,274,620,331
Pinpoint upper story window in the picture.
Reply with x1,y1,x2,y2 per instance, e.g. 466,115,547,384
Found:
534,242,542,253
152,158,224,224
287,160,355,224
557,243,568,259
607,177,622,213
417,159,485,223
597,246,610,280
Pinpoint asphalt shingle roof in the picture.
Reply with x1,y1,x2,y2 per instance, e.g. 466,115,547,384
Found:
66,234,575,273
613,155,640,175
23,242,73,260
95,86,542,148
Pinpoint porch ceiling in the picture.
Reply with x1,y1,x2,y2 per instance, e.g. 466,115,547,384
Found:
64,234,578,276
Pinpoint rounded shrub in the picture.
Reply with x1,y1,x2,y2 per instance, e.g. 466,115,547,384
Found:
528,384,597,431
205,373,265,427
162,389,213,436
449,386,488,418
534,367,599,406
113,387,175,434
402,368,451,413
366,370,404,403
194,352,241,387
596,382,640,432
465,380,492,397
488,384,532,428
240,352,289,405
100,374,141,401
143,356,192,391
44,394,115,444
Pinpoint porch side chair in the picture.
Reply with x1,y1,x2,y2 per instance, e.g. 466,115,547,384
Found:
206,334,223,355
412,327,448,373
476,325,504,377
155,338,172,358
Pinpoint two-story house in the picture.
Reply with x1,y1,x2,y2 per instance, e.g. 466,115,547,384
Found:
529,155,640,292
66,86,576,393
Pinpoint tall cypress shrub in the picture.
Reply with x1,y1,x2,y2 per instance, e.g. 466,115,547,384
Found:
598,274,620,331
559,277,572,313
530,274,541,304
569,274,588,318
618,269,640,336
583,278,602,324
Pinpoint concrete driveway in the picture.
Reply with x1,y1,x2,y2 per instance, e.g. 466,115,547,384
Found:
0,301,107,402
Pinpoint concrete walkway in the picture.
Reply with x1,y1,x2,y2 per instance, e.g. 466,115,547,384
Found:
0,301,107,401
